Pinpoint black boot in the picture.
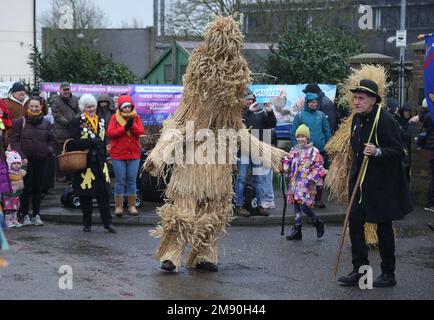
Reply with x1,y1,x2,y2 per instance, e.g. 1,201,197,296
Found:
313,219,325,238
286,225,302,240
373,273,396,287
338,270,363,286
161,260,176,272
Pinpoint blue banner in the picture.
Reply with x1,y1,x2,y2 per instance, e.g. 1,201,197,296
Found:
424,34,434,122
249,84,336,139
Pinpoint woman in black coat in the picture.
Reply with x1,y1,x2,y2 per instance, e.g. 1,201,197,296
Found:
10,95,55,226
67,94,115,233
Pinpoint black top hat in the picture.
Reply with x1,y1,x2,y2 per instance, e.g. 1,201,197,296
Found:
350,79,382,103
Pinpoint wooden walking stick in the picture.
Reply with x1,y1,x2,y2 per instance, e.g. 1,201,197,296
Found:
280,173,288,236
331,155,369,281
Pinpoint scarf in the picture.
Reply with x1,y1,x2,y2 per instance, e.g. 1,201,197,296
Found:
25,110,44,126
84,112,99,134
115,109,137,136
27,109,43,117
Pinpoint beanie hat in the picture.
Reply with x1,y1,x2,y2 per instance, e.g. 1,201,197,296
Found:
6,151,22,170
117,95,135,111
295,124,310,139
305,92,319,102
10,82,25,94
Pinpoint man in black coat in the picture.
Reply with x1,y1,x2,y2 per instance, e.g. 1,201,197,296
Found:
338,79,412,287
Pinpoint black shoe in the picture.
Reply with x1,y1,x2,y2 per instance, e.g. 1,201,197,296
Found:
286,225,302,240
196,261,218,272
315,203,326,209
313,219,325,238
83,226,92,232
373,273,396,287
427,223,434,231
338,271,363,286
161,260,176,272
104,225,117,233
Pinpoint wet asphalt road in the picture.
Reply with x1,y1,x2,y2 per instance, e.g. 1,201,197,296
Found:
0,222,433,300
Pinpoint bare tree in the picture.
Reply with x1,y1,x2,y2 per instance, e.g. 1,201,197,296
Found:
165,0,354,39
121,17,144,29
39,0,108,29
166,0,243,37
39,0,109,50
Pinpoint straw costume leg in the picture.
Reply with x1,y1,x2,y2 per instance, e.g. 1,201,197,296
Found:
187,199,233,268
152,198,197,269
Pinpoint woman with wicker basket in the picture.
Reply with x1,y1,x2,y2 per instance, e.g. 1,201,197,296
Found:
66,94,116,233
9,95,55,227
107,95,144,217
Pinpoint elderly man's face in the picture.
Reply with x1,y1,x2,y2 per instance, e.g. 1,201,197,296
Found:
353,92,376,115
61,87,71,98
13,90,26,101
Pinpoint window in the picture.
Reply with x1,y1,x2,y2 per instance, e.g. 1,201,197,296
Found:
164,64,173,82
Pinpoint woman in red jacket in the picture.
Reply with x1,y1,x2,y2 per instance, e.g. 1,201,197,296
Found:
107,95,144,216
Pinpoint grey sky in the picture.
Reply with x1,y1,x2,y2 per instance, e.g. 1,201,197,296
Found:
37,0,154,28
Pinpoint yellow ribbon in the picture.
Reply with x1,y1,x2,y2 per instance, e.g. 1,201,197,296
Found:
358,104,382,204
84,113,99,134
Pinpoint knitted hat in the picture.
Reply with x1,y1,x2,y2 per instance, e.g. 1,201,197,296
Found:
10,82,25,94
305,92,319,102
6,151,22,169
117,95,135,111
295,124,310,139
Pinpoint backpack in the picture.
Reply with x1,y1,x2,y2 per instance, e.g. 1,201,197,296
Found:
244,183,260,215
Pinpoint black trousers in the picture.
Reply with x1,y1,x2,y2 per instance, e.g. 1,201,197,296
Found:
21,158,47,217
349,204,396,275
79,193,112,228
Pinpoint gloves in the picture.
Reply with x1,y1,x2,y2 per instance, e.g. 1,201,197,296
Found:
90,138,103,149
124,118,134,131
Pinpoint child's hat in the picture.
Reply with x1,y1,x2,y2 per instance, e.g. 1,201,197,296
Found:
295,124,310,139
6,150,22,169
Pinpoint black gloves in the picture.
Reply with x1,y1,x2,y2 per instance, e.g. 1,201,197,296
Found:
124,118,134,131
90,138,103,149
2,112,8,120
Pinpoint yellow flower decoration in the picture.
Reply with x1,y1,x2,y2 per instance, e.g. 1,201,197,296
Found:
80,168,95,190
103,163,110,183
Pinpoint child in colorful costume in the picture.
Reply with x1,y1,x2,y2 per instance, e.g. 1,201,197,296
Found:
283,124,327,240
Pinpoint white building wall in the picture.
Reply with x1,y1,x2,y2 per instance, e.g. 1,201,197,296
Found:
0,0,35,84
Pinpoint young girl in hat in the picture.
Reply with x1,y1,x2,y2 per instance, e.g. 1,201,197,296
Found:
282,124,327,240
3,151,26,228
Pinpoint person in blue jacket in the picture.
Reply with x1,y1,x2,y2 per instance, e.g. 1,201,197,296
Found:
291,92,331,208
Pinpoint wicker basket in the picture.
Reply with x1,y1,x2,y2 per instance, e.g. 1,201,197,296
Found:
57,139,88,172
